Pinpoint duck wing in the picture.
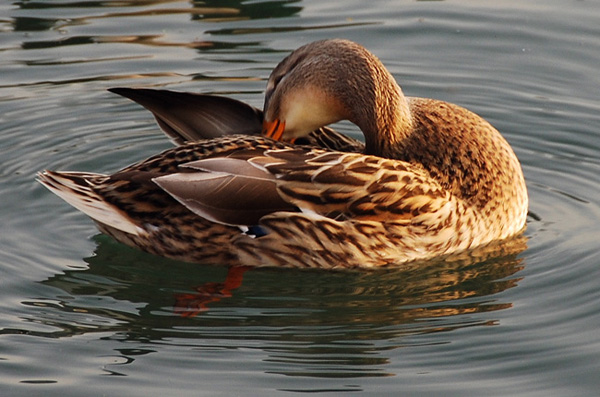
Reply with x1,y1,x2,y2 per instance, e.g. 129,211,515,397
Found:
153,157,295,226
254,147,451,222
108,88,365,152
150,143,450,229
108,87,264,144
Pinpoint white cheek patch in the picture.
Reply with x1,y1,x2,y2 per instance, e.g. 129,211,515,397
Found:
283,86,345,137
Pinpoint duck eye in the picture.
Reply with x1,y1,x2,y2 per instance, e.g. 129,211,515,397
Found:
271,73,286,89
265,73,287,111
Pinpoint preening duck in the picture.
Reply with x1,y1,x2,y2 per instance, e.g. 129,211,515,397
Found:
38,39,528,269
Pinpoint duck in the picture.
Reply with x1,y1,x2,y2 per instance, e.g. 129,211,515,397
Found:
38,39,528,269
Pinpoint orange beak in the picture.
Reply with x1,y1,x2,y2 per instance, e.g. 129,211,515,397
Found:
262,119,286,141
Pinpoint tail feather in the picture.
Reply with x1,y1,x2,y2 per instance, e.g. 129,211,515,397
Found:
37,170,144,236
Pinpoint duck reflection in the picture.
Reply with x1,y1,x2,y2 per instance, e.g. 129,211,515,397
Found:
33,234,527,378
173,235,527,319
174,266,250,317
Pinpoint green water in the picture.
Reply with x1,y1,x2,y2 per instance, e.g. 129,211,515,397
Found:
1,0,600,395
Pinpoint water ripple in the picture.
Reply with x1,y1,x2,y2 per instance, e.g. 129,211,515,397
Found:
1,1,600,395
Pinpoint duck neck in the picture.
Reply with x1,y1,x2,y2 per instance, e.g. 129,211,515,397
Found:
356,69,413,158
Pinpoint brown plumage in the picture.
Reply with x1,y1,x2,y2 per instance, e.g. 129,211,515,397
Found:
38,39,528,269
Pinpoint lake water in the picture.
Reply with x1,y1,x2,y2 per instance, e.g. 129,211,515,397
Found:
1,0,600,395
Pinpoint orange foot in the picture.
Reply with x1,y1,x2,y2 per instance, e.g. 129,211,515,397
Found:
174,266,250,317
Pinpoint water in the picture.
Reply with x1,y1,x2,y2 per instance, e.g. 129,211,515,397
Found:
1,0,600,395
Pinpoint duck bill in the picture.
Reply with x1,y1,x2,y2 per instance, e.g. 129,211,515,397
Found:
262,119,286,141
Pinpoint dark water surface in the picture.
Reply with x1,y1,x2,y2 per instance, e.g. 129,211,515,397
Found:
1,1,599,396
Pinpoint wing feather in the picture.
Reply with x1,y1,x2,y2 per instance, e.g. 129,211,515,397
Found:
37,170,145,236
153,158,296,226
108,88,366,152
250,149,452,222
109,88,263,144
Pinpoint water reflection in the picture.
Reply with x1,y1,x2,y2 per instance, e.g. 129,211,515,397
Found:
15,0,184,10
7,0,371,52
8,0,299,36
11,17,60,32
191,0,303,22
9,0,241,47
10,234,527,378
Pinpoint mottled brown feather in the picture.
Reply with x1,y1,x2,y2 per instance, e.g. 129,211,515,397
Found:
39,39,528,269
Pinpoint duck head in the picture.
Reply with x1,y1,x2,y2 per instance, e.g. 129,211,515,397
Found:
262,39,412,155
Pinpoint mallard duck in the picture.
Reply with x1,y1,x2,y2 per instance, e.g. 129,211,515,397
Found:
38,39,528,269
